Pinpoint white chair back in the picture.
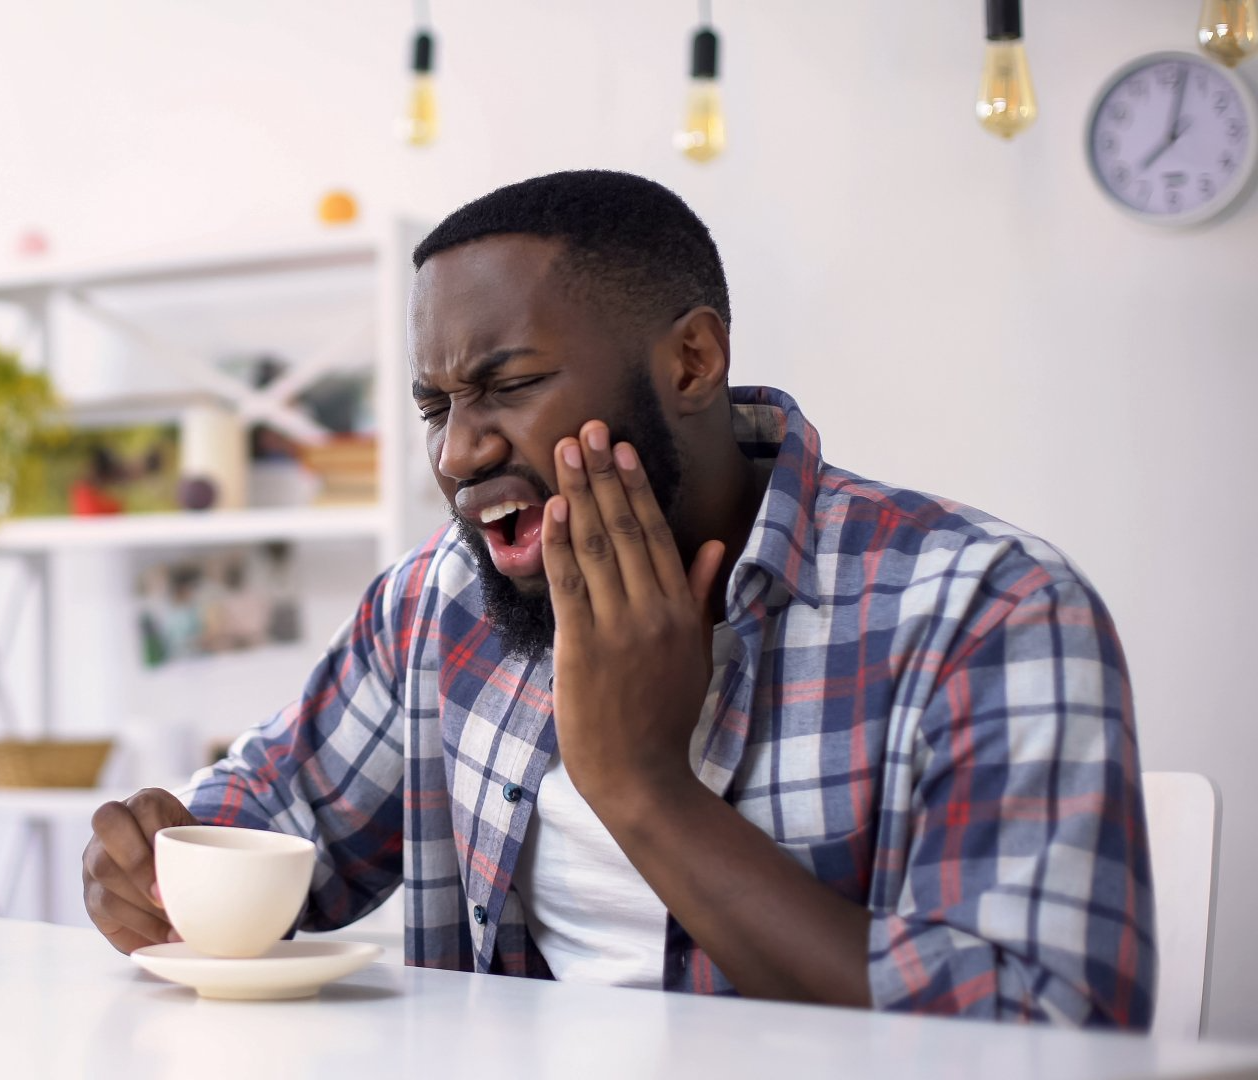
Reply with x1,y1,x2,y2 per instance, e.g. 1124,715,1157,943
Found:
1142,770,1221,1040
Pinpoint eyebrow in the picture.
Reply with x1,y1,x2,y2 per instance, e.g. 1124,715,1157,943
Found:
412,347,542,400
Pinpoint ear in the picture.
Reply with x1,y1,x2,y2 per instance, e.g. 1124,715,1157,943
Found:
663,307,730,417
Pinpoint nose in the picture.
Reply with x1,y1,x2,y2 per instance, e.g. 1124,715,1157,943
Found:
434,402,509,483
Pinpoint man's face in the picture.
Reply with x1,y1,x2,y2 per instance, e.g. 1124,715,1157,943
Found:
408,235,681,660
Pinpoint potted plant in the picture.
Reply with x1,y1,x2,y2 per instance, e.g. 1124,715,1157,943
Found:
0,349,57,518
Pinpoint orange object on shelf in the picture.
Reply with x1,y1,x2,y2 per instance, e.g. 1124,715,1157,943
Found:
318,190,359,225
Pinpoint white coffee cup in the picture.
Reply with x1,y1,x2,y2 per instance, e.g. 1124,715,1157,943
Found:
155,825,316,958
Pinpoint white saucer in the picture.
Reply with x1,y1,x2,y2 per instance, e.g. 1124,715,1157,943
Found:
131,940,382,1000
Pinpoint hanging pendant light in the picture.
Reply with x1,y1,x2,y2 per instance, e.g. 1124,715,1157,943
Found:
675,1,726,163
976,0,1038,140
1198,0,1258,67
401,1,439,146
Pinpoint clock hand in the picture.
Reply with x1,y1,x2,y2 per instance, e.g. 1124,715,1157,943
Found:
1141,135,1175,170
1166,63,1189,142
1141,65,1191,171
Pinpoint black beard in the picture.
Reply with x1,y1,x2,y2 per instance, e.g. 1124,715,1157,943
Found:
452,365,682,663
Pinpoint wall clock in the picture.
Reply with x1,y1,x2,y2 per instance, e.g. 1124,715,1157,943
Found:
1086,51,1258,226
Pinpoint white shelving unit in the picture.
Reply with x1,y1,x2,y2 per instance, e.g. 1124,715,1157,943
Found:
0,505,388,553
0,220,435,738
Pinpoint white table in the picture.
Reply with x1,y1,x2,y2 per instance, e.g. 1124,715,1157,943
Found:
2,921,1257,1079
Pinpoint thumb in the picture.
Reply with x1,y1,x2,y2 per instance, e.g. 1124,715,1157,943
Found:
687,539,726,616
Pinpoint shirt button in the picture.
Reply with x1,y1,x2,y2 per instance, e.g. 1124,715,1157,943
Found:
473,904,487,925
503,783,522,803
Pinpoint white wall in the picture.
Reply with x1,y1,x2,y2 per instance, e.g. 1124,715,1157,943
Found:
2,0,1256,1040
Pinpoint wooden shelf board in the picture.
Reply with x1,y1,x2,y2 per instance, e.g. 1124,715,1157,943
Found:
0,506,386,552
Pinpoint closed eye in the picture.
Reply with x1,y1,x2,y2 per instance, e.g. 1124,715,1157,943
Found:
493,375,545,398
417,397,449,424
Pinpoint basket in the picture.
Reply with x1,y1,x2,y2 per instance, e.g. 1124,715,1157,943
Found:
0,738,115,788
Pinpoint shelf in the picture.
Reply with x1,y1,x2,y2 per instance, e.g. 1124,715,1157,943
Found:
0,229,382,298
0,505,388,553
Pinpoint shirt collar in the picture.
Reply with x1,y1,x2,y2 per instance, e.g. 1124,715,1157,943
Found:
726,385,823,620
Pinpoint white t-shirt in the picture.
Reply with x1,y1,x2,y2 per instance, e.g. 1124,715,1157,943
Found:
511,623,737,987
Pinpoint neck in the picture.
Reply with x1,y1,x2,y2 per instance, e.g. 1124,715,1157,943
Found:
677,437,769,624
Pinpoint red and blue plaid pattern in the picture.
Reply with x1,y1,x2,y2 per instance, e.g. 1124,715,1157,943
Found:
184,385,1154,1027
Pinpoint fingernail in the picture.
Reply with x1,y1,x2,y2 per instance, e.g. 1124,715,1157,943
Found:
551,496,568,523
562,443,582,469
167,928,182,944
586,425,608,452
150,884,163,908
614,444,636,471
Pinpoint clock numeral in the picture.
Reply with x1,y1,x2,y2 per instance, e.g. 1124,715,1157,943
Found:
1134,180,1152,206
1157,63,1181,87
1100,132,1120,155
1161,171,1187,188
1226,118,1245,142
1221,151,1237,173
1199,175,1216,198
1112,163,1132,189
1129,76,1149,98
1214,91,1230,116
1109,101,1132,127
1165,189,1182,212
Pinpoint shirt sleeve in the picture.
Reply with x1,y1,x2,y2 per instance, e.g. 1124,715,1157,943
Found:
179,547,430,932
866,575,1157,1028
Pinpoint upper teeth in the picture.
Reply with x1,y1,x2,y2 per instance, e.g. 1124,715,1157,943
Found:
480,500,530,524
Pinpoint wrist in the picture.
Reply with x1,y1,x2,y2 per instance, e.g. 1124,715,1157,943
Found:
580,763,713,841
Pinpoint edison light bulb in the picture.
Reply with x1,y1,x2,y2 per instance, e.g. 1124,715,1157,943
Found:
676,28,725,163
976,40,1038,139
976,1,1037,140
1198,0,1258,67
401,31,439,147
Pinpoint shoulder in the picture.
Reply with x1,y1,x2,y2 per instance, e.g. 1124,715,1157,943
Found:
813,464,1092,599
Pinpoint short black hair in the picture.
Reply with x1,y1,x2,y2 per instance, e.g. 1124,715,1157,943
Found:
412,170,731,336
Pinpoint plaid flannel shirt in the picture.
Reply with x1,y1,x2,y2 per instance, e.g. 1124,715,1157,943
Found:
185,384,1155,1027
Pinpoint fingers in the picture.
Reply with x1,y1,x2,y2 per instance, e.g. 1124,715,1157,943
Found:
83,789,194,953
542,493,593,633
84,872,175,954
552,427,629,615
610,440,690,599
553,421,686,608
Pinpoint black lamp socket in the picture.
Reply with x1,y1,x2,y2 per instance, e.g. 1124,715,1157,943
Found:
412,31,435,74
691,28,719,79
986,0,1023,41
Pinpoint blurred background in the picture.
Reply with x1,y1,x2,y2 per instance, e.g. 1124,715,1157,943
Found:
0,0,1255,1040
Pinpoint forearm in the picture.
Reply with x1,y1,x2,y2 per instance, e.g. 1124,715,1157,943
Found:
591,774,873,1007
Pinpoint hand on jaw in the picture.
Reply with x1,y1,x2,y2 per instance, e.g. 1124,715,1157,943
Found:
541,418,725,815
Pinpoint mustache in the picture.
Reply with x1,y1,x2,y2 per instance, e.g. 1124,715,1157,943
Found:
454,463,554,500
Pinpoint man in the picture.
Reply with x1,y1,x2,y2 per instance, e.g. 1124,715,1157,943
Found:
83,170,1155,1025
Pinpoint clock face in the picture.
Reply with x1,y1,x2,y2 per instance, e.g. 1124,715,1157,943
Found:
1087,52,1257,226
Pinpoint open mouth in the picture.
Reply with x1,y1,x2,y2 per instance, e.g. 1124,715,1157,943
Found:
481,500,533,545
476,500,546,577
